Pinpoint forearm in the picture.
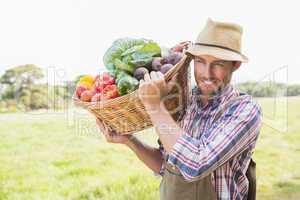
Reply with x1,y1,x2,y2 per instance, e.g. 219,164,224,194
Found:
148,105,183,154
125,135,163,174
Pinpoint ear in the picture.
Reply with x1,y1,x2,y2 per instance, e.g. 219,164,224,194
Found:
232,61,241,71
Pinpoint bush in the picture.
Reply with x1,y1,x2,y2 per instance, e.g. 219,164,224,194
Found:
236,82,300,97
286,85,300,96
3,99,18,113
20,95,31,108
0,101,7,113
30,92,48,109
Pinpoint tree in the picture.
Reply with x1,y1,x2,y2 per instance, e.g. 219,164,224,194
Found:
0,64,44,102
286,85,300,96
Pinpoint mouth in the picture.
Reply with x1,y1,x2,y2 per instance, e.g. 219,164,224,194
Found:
203,80,214,86
200,79,218,87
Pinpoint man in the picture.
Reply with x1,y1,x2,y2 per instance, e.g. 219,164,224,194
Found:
96,18,262,200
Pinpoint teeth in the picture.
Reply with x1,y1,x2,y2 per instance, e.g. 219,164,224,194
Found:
203,80,213,85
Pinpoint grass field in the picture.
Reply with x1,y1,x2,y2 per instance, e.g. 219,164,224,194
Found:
0,97,300,200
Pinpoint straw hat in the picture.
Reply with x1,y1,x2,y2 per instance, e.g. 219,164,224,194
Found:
186,18,248,62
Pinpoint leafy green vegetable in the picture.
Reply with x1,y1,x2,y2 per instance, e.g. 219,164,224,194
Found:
115,70,130,83
130,42,161,66
137,42,161,55
129,52,155,67
103,37,162,96
117,75,139,96
121,45,144,57
103,38,161,77
103,38,147,74
114,58,135,74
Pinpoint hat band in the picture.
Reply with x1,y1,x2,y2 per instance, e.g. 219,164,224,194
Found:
194,43,241,54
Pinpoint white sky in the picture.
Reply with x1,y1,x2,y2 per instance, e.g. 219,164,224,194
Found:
0,0,299,84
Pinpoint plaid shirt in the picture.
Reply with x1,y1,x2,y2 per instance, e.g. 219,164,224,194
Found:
157,84,262,200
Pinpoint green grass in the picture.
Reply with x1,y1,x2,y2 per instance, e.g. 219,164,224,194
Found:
254,97,300,200
0,97,300,200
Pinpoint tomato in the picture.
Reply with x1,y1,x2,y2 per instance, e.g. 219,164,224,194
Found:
80,90,93,102
93,72,115,93
76,85,89,97
102,84,119,99
93,80,105,93
91,93,102,102
102,72,115,85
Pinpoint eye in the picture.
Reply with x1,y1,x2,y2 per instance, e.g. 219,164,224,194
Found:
212,62,225,68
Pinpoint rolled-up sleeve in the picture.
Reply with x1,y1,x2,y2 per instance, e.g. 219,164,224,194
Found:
167,99,262,181
155,109,189,177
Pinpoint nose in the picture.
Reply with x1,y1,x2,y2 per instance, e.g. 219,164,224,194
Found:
202,63,212,80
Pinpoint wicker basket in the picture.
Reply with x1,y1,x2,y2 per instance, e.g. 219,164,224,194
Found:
73,55,192,135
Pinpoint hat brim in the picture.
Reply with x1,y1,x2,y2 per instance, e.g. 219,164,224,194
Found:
185,45,248,63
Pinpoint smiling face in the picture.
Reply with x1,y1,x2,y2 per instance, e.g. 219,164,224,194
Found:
193,55,239,97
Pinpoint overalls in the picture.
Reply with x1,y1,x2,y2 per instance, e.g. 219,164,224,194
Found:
160,96,257,200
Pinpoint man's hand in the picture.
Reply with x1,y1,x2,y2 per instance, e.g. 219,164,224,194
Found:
138,71,177,111
96,118,164,174
96,118,132,145
138,71,183,154
171,41,191,52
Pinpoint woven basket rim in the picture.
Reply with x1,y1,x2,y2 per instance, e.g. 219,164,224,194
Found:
72,55,191,107
72,54,192,135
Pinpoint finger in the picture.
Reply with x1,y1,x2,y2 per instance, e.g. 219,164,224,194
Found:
96,119,107,135
96,118,103,125
144,73,151,82
108,130,118,138
139,79,144,86
156,72,166,85
138,79,146,96
102,129,110,138
153,71,165,88
180,41,191,48
101,126,112,141
96,118,111,134
99,119,109,131
96,119,114,142
156,71,165,79
167,73,178,92
150,71,158,81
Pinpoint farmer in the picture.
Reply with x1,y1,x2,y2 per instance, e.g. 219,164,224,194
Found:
96,18,262,200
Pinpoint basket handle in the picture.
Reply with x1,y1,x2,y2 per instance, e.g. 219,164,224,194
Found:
164,55,191,82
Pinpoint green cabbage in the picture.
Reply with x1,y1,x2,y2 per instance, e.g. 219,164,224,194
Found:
103,38,161,76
